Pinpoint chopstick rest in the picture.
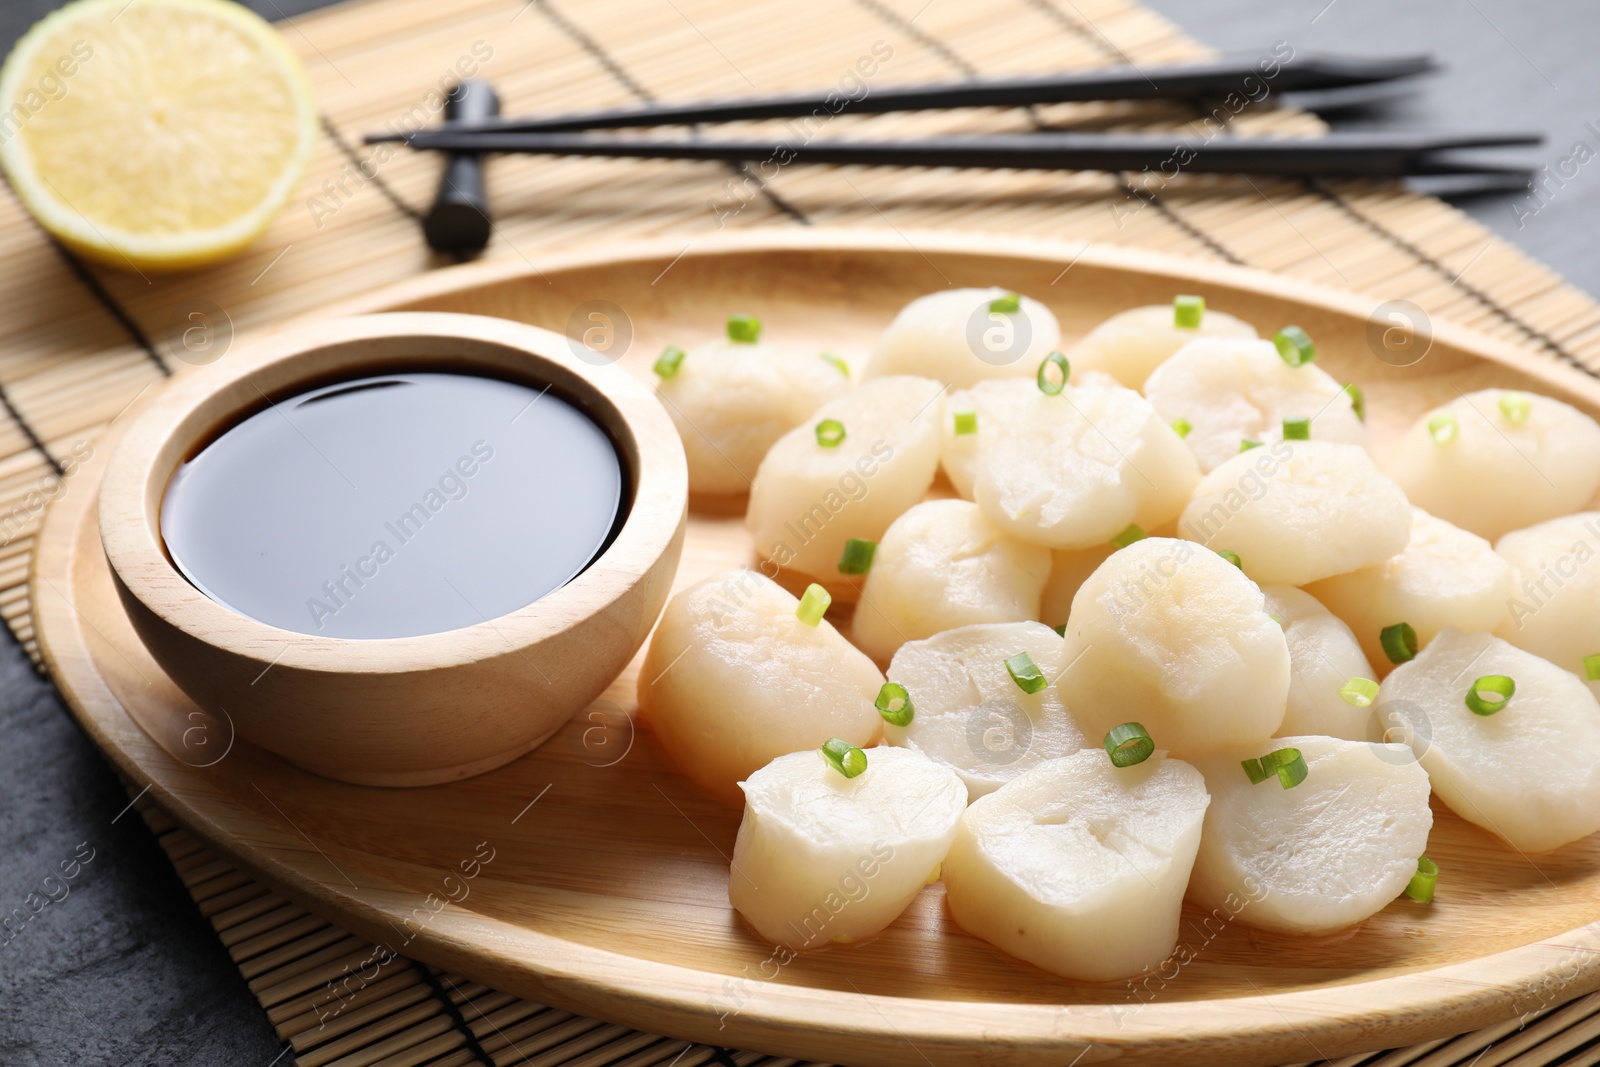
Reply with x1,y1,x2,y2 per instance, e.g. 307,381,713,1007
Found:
422,79,499,253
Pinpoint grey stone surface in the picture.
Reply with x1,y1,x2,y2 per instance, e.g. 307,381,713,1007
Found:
0,647,284,1065
1139,0,1600,291
0,1,1597,1064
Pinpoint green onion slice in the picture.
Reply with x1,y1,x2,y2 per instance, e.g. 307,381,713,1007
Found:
1004,651,1047,694
1340,677,1380,708
1052,623,1067,637
1465,674,1515,716
815,418,846,448
837,538,877,575
726,314,762,343
652,345,686,379
953,408,978,435
1171,417,1193,439
1585,653,1600,681
819,351,850,377
1428,412,1459,446
1218,550,1242,569
1380,622,1418,665
1282,416,1311,441
1174,294,1205,329
1499,390,1531,425
1343,382,1366,421
1404,856,1439,903
1240,758,1271,785
989,292,1021,314
1036,351,1070,395
821,737,868,778
1110,523,1147,549
1273,325,1315,367
1104,722,1155,768
1261,746,1308,789
875,682,914,727
1240,438,1263,452
795,583,831,627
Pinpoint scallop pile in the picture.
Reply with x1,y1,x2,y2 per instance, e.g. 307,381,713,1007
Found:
636,290,1600,980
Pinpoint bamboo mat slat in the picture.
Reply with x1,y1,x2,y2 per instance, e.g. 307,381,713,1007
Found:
11,0,1600,1063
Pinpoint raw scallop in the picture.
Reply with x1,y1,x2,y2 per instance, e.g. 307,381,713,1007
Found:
941,749,1209,981
638,569,883,805
1188,736,1433,934
1059,537,1289,757
1377,628,1600,852
863,288,1061,388
729,746,967,949
852,500,1051,664
1070,303,1258,390
1143,337,1367,473
1178,441,1411,587
747,375,944,592
882,622,1087,800
1385,389,1600,542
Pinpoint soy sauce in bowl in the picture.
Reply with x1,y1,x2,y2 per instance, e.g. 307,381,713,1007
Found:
160,372,624,640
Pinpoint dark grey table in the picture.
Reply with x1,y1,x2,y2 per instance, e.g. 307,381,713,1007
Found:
1,1,1595,1063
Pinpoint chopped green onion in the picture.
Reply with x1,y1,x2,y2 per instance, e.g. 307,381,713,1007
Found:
1240,438,1263,452
1036,351,1070,395
1340,677,1380,708
1110,523,1147,549
989,292,1022,314
875,682,914,727
1465,674,1516,716
821,737,867,778
1052,623,1067,637
795,583,831,627
1004,651,1047,694
1282,416,1311,441
1428,412,1459,446
1218,550,1242,569
1380,622,1418,665
1585,653,1600,681
1499,390,1531,425
1269,613,1285,626
1404,856,1439,904
953,408,978,435
819,351,850,377
1174,294,1205,329
1104,722,1155,768
652,345,686,379
837,538,877,575
1240,758,1271,785
1260,747,1308,789
1171,417,1193,439
815,418,846,448
726,314,762,343
1343,382,1366,421
1273,325,1315,367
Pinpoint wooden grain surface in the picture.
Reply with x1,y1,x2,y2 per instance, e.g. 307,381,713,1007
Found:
32,232,1600,1067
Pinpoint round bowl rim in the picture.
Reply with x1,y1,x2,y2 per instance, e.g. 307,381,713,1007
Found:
98,310,688,676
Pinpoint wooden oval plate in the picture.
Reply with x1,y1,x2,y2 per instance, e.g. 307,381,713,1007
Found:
33,231,1600,1067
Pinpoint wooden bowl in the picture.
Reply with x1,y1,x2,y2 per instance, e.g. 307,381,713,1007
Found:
97,311,687,786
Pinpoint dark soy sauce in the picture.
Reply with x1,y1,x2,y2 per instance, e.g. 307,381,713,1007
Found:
161,372,625,640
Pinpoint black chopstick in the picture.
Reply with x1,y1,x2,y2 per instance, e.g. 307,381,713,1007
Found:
377,130,1540,179
362,54,1433,142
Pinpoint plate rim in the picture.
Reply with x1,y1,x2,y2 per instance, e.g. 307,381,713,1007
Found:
33,229,1600,1067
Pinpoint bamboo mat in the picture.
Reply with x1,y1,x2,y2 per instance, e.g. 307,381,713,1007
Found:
10,0,1600,1063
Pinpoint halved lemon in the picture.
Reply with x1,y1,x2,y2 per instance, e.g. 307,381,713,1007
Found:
0,0,318,271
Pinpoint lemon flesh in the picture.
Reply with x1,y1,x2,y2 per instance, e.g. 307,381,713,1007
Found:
0,0,317,270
